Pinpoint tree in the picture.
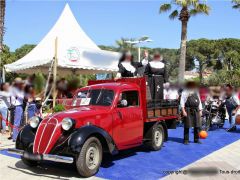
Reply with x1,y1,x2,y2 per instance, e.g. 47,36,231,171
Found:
115,37,136,52
186,39,215,84
0,45,16,67
14,44,36,59
207,69,240,87
159,0,210,83
0,0,6,52
232,0,240,10
184,38,240,86
213,38,240,71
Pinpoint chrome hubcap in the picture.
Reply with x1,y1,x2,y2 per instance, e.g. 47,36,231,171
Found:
154,130,162,147
86,144,99,170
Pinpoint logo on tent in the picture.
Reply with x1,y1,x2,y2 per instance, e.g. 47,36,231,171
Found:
67,47,80,63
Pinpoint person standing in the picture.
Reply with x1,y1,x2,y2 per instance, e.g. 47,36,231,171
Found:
137,50,149,76
11,78,25,142
116,51,142,78
0,83,11,134
224,84,240,132
180,81,203,144
24,85,40,120
144,52,168,100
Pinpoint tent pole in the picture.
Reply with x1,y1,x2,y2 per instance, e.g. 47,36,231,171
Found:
2,67,5,83
53,37,58,108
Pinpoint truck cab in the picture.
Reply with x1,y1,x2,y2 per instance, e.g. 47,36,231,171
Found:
8,77,179,177
73,81,144,150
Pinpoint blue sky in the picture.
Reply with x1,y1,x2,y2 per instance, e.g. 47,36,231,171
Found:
4,0,240,51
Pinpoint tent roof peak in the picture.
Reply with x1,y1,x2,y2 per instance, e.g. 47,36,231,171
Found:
4,3,119,74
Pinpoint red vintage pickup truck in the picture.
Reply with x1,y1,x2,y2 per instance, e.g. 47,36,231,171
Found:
8,77,179,177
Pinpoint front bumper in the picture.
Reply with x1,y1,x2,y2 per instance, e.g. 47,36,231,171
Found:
8,148,74,164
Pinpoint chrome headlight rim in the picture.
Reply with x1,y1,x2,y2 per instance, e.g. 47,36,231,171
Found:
62,118,75,131
29,116,40,128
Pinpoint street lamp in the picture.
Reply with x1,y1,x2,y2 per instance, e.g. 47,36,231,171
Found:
125,36,153,62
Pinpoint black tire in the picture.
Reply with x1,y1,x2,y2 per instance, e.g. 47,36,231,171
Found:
202,115,211,131
21,156,38,167
76,137,103,177
144,123,164,151
205,118,210,131
219,124,224,128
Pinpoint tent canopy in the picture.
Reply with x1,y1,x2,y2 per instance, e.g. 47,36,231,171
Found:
5,4,120,75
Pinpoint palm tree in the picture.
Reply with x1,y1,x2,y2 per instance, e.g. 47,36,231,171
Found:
116,37,136,51
232,0,240,10
0,0,6,53
159,0,210,83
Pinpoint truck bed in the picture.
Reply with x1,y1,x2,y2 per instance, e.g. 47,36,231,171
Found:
146,99,179,122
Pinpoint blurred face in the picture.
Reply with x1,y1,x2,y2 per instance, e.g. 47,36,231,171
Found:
125,55,132,62
15,83,21,89
2,83,9,91
29,87,34,94
20,83,25,90
188,86,196,91
165,82,170,89
186,82,198,92
153,54,161,61
225,87,233,97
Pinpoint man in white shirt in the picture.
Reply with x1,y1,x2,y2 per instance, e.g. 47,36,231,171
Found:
180,81,203,144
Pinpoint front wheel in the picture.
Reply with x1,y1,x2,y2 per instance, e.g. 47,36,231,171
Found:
76,137,103,177
202,115,211,131
144,123,164,151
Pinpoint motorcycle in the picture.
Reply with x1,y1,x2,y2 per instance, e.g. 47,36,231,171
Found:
202,98,226,131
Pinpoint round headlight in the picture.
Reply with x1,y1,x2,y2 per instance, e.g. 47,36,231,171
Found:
62,118,74,131
29,116,40,128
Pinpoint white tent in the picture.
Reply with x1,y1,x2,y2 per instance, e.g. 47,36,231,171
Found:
4,4,120,75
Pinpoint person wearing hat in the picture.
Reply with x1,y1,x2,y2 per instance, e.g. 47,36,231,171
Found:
180,81,203,144
10,77,25,142
144,52,168,100
116,51,142,78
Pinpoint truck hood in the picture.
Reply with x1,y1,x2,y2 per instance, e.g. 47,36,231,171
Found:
33,106,111,154
52,106,111,121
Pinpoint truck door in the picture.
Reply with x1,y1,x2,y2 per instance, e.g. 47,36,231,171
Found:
113,90,143,149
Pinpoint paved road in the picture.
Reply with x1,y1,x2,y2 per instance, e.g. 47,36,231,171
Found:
1,132,240,180
0,134,101,180
165,140,240,180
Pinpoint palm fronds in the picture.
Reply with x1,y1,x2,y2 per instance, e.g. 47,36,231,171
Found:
159,4,172,13
232,0,240,9
169,10,179,19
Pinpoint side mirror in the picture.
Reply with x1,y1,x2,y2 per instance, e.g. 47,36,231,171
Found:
118,99,128,107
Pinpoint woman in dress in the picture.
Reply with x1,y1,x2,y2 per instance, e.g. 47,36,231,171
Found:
116,51,142,78
144,52,168,100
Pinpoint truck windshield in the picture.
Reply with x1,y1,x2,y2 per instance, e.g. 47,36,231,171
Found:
72,89,114,106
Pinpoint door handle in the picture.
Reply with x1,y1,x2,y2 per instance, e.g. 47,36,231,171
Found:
117,111,123,120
